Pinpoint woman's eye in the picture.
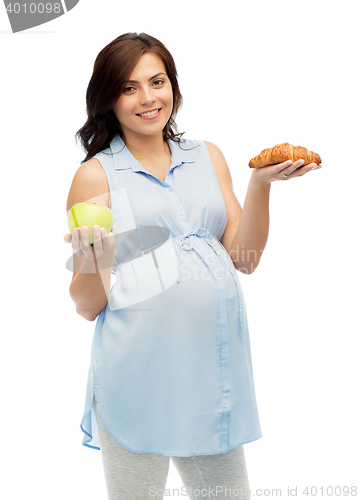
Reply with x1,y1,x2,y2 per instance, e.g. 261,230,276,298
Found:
123,80,164,93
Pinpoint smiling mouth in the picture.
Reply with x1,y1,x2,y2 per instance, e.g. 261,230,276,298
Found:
136,108,161,117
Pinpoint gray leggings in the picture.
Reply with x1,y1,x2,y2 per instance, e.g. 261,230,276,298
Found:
94,400,251,499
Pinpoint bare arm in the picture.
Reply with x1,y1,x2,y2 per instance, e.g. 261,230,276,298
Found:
65,159,115,321
230,174,271,274
204,141,319,274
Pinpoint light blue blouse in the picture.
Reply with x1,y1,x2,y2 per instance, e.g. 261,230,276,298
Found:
80,133,262,456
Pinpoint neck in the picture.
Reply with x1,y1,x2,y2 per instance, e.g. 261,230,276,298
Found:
122,131,170,162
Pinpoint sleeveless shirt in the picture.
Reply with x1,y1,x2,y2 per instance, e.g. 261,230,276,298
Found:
80,133,262,456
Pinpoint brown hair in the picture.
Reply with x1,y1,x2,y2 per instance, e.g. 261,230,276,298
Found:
75,32,185,164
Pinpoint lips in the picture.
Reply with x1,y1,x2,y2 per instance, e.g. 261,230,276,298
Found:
136,108,161,117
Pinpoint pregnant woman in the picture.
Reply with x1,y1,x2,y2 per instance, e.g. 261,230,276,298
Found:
64,32,319,500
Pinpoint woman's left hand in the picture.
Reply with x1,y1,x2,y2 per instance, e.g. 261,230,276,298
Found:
251,159,321,185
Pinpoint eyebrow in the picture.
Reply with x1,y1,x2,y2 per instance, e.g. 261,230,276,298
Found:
126,72,167,85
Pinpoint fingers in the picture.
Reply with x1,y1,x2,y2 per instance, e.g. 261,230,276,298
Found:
72,226,94,259
293,162,321,177
279,159,303,176
92,226,104,257
94,227,116,256
279,160,321,180
67,226,114,260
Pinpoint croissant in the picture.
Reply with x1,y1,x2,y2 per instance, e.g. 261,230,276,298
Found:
249,142,321,168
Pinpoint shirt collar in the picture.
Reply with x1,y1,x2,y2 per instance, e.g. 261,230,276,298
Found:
109,133,195,172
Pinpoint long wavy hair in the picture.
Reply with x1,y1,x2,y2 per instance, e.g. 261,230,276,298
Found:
75,32,185,164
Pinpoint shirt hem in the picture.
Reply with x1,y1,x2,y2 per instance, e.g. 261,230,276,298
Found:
82,401,263,456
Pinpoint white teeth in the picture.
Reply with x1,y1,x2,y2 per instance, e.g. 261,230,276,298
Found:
139,109,160,117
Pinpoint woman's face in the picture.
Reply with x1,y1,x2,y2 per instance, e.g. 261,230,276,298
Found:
112,52,173,141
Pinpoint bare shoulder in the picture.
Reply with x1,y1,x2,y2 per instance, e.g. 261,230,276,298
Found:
203,141,233,186
66,157,111,214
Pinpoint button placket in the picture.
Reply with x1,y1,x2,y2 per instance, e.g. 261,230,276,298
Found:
164,182,190,232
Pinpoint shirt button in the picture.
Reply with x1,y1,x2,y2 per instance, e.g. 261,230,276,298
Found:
169,187,173,192
180,211,184,216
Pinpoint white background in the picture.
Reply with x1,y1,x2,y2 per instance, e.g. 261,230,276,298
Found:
1,0,358,498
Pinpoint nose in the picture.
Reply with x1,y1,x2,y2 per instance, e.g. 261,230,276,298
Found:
139,85,156,106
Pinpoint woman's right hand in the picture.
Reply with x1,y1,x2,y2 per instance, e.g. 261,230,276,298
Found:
63,225,116,261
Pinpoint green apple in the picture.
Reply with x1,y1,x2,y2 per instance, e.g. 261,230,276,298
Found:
68,202,113,245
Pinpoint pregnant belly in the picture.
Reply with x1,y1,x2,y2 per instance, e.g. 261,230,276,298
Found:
102,244,240,367
107,236,238,319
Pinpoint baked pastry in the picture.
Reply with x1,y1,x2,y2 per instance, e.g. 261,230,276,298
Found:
249,142,321,168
